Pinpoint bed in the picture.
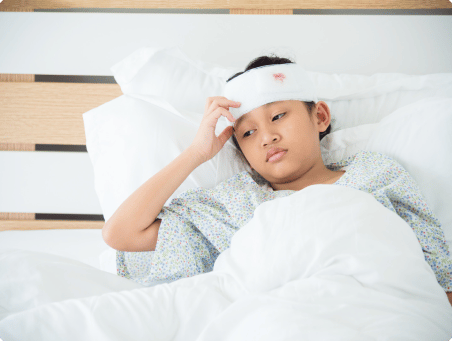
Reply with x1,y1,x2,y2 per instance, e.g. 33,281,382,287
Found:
1,1,452,340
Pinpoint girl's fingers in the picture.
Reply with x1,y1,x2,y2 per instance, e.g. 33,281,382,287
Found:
217,125,234,146
204,98,212,114
206,97,240,117
212,107,236,123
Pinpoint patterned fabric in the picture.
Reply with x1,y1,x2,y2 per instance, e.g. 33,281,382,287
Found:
117,150,452,292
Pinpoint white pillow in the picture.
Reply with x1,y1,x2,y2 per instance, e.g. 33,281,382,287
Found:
107,45,452,188
110,46,240,115
366,97,452,249
320,97,452,250
111,45,452,132
83,94,223,224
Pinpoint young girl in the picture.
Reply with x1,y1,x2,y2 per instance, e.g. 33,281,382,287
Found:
102,56,451,304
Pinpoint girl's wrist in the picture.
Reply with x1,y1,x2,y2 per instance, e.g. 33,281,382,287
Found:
186,145,208,165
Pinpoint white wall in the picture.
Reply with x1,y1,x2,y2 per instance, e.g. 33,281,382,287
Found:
1,13,451,75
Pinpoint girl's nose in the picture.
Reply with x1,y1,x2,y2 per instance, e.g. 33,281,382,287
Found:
262,132,279,147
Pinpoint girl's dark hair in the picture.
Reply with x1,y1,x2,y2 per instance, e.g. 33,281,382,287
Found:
227,55,332,160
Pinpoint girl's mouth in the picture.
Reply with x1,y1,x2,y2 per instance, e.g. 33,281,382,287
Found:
268,150,287,163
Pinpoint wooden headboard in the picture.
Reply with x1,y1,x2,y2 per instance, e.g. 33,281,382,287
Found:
1,0,451,231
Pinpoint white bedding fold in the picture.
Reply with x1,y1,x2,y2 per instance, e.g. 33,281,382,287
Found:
1,185,451,340
0,250,144,321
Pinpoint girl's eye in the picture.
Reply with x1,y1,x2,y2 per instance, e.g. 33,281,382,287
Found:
243,130,254,138
273,112,286,121
243,113,286,138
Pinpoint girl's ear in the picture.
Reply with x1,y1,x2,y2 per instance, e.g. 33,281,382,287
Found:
314,101,331,133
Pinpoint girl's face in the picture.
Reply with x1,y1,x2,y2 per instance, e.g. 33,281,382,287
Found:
233,100,332,190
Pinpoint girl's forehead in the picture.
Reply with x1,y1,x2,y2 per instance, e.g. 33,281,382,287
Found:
254,100,297,113
234,100,296,128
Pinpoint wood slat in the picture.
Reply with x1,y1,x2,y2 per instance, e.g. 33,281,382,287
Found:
1,0,451,10
0,75,34,149
0,143,35,151
0,82,122,145
230,9,293,14
0,74,35,82
0,220,104,231
0,213,35,220
0,5,33,11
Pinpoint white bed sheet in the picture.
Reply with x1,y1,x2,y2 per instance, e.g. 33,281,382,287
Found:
0,229,109,271
1,185,451,340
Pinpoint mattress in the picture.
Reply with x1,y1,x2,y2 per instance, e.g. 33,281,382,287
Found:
0,229,110,272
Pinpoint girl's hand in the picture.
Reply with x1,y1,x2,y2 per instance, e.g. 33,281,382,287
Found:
190,96,240,163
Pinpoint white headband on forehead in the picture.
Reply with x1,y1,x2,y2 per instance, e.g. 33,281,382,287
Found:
223,63,318,125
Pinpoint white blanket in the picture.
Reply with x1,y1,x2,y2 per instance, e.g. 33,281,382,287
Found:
1,185,451,340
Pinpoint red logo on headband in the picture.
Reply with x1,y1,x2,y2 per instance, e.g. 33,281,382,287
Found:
273,73,285,82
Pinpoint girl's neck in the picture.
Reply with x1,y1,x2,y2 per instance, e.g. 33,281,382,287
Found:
270,166,345,192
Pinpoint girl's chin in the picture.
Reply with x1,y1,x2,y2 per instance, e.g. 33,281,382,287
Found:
263,169,295,180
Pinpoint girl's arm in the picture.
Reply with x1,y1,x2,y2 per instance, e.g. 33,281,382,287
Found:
102,146,204,252
102,96,239,252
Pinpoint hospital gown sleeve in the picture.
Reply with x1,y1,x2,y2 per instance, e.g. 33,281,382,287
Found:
382,159,452,293
117,186,238,285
